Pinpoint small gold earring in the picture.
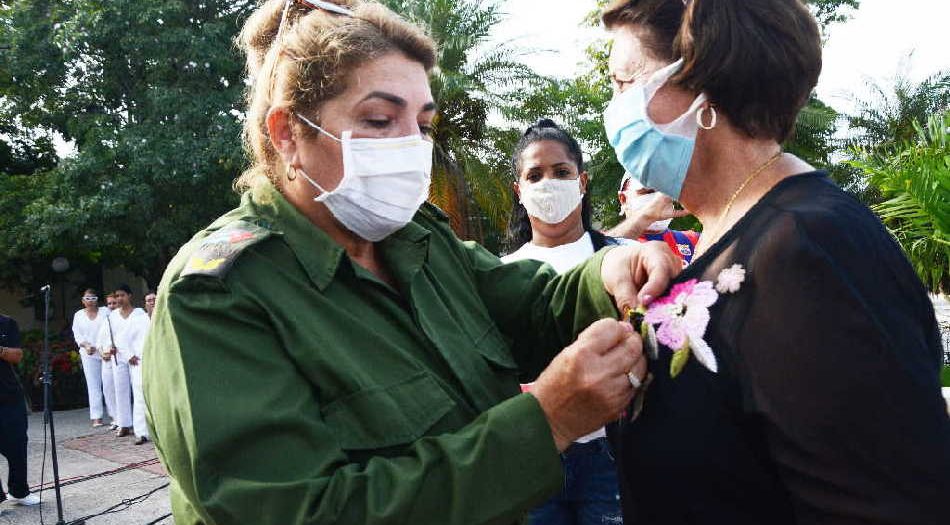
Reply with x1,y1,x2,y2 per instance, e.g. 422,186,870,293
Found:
285,164,297,181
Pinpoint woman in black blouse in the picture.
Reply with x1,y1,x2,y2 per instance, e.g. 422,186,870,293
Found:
600,1,950,523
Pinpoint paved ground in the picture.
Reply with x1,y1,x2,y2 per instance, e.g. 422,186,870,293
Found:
0,408,171,525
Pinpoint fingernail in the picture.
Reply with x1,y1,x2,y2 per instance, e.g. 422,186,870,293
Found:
640,294,653,305
620,322,634,333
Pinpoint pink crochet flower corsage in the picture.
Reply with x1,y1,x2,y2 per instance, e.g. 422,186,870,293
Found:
634,265,747,378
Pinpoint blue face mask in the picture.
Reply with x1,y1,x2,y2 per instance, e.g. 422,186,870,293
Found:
604,60,707,200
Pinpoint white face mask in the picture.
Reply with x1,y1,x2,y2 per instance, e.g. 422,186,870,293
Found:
294,114,433,242
621,192,673,232
519,178,583,225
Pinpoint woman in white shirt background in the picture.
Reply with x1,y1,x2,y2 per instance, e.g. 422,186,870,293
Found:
71,288,111,428
501,119,623,525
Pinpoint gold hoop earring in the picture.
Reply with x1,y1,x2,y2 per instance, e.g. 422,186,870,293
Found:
696,105,718,130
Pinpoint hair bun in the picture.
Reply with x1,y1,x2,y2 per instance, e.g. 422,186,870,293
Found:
524,118,561,136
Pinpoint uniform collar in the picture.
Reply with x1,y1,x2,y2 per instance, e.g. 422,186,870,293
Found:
245,182,431,292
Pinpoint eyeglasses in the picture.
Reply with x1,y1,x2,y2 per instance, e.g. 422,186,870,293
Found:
82,296,98,301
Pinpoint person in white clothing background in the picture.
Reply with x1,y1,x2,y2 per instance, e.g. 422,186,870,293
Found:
144,291,156,319
71,288,111,428
96,284,146,438
99,292,119,430
501,119,624,525
129,294,152,445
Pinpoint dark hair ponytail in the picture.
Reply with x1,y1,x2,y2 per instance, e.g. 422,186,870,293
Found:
506,119,592,250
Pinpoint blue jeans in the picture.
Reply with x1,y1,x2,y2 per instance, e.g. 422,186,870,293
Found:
529,437,623,525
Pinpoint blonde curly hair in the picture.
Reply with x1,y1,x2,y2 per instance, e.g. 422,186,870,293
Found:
235,0,437,194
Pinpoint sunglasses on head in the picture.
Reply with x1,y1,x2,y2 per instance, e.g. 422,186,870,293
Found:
277,0,353,41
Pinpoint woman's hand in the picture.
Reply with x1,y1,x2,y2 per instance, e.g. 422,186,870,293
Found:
601,241,681,311
608,193,691,239
531,319,645,451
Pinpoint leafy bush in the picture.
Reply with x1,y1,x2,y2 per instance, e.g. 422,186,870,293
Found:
850,111,950,293
16,329,87,410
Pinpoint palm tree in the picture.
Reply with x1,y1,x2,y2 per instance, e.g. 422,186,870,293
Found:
383,0,535,241
847,70,950,152
850,111,950,294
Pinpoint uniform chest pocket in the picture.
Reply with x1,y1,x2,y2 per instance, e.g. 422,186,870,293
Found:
472,323,518,373
321,371,455,451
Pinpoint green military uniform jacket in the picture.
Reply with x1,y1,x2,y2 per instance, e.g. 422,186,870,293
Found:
144,182,618,524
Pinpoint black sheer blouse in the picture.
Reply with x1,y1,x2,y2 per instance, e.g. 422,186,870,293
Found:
610,172,950,524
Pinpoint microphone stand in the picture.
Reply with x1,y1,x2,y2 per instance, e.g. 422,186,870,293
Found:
40,284,83,525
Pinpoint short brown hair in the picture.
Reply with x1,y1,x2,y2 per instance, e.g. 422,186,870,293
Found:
602,0,686,63
603,0,822,143
674,0,821,142
236,0,437,193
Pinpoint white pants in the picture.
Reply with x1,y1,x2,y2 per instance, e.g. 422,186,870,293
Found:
79,351,104,420
101,357,116,422
109,358,133,428
129,362,148,439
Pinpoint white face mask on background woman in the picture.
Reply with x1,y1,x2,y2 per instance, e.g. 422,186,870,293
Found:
519,178,584,225
294,113,434,242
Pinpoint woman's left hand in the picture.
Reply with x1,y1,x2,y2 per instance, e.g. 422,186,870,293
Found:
601,241,681,311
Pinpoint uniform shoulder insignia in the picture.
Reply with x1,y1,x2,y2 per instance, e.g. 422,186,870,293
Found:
181,220,273,279
419,202,450,222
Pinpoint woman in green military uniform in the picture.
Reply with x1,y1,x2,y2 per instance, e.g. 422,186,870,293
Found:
143,1,679,523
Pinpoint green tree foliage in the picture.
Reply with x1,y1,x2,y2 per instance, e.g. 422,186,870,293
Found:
0,1,254,287
848,71,950,152
849,112,950,293
808,0,860,33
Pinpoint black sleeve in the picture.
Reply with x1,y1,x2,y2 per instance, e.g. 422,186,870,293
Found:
734,214,950,524
1,317,21,348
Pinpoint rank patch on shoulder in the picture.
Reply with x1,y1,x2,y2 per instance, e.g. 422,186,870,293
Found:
181,221,272,278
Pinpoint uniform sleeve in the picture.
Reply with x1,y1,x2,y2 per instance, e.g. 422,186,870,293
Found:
462,240,619,378
145,281,563,525
735,216,950,523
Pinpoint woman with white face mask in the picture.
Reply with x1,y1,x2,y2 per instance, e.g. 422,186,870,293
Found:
503,119,622,271
502,119,624,525
601,1,949,524
143,2,681,523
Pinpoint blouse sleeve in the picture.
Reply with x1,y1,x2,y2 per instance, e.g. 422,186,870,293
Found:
733,213,950,524
72,311,85,347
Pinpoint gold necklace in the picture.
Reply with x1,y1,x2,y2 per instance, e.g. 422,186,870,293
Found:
697,151,784,256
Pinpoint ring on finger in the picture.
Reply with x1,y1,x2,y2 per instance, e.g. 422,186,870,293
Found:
627,371,642,389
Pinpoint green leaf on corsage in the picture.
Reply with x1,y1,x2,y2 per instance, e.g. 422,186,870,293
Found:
670,344,691,378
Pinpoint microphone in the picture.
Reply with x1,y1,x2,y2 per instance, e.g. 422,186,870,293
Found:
40,284,51,292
